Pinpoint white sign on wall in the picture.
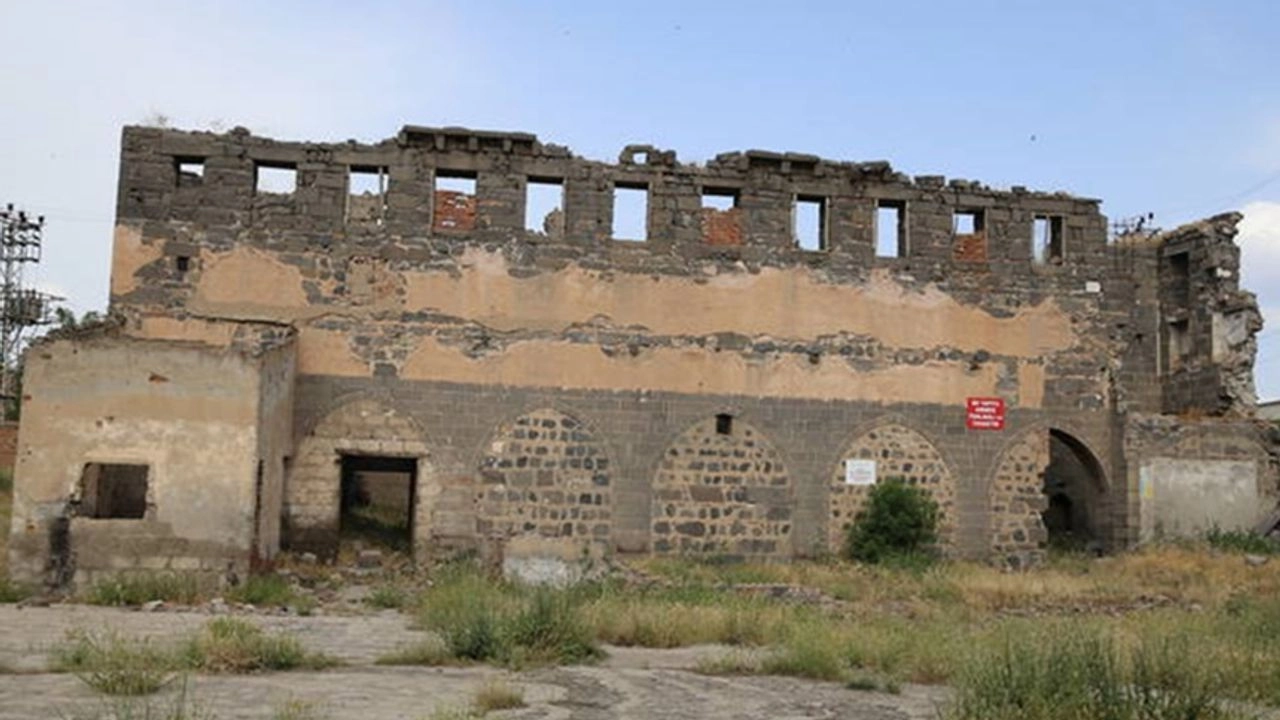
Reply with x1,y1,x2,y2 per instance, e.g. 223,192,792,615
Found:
844,459,877,486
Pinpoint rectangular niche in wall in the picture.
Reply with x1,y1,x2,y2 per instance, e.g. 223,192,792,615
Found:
80,463,149,519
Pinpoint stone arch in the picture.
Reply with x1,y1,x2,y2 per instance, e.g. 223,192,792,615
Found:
989,425,1109,567
827,421,956,554
286,398,432,557
476,407,613,543
651,416,792,558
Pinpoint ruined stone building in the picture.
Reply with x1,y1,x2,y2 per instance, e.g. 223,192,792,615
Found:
7,124,1276,586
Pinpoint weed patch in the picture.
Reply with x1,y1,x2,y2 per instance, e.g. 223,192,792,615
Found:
414,563,601,667
375,636,455,666
472,679,525,713
224,575,294,607
51,630,177,696
86,573,203,607
179,617,336,673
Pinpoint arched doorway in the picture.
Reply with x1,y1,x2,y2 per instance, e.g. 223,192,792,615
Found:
1043,429,1108,551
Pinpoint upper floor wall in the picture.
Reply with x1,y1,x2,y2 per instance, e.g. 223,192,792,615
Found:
116,124,1110,275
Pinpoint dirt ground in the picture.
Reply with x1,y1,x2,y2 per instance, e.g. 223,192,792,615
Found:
0,605,947,720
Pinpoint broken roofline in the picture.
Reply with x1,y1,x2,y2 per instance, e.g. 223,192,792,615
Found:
130,123,1102,204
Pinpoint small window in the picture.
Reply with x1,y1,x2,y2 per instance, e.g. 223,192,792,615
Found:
525,178,564,234
875,200,906,258
953,210,984,235
1032,215,1064,264
348,166,388,224
175,256,190,274
701,189,741,246
80,463,149,519
1167,319,1191,371
795,196,826,251
433,171,478,232
612,183,648,241
715,413,734,435
175,158,204,187
255,163,297,195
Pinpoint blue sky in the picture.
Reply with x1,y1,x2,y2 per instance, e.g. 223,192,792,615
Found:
2,1,1280,394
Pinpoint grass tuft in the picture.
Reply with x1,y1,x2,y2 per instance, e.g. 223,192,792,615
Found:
51,629,177,696
179,617,337,673
224,574,295,607
366,583,410,610
472,679,525,713
375,636,455,667
86,573,203,607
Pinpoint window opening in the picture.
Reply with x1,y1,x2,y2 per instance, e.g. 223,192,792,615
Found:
525,178,564,234
348,166,388,224
433,171,477,232
953,210,983,235
175,158,204,187
175,256,190,274
340,454,416,552
701,189,741,246
612,183,648,241
875,200,906,257
80,463,148,519
795,196,826,251
715,413,734,435
1032,215,1064,264
255,163,297,195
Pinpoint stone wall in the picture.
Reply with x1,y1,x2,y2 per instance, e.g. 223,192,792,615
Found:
17,122,1264,569
8,324,295,587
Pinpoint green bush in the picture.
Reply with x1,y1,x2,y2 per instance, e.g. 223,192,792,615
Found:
844,479,940,564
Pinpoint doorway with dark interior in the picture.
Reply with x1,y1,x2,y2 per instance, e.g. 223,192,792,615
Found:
1041,429,1108,553
339,454,416,553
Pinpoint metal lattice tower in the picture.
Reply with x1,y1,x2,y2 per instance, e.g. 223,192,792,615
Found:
0,204,58,416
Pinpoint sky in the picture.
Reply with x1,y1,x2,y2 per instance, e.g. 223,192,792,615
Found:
2,1,1280,394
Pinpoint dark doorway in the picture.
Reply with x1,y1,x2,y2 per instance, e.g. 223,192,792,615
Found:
339,455,416,552
1041,430,1107,552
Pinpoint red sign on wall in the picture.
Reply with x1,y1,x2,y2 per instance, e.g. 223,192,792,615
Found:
966,397,1006,430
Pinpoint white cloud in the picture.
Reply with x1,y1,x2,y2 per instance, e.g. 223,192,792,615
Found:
0,0,477,315
1238,201,1280,399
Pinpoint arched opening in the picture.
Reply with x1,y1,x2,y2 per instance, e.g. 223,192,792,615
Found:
1043,429,1108,552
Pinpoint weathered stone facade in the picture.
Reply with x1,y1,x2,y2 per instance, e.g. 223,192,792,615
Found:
6,123,1278,586
827,423,956,554
652,417,791,557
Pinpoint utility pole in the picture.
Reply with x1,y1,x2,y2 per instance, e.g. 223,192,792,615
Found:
0,204,58,420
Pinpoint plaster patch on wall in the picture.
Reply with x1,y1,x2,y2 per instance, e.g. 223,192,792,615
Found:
192,247,309,317
296,327,367,376
109,224,162,296
401,250,1076,357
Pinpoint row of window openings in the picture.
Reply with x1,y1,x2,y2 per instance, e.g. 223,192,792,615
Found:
176,158,1065,260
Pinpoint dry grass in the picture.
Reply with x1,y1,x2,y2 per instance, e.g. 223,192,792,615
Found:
471,679,525,713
